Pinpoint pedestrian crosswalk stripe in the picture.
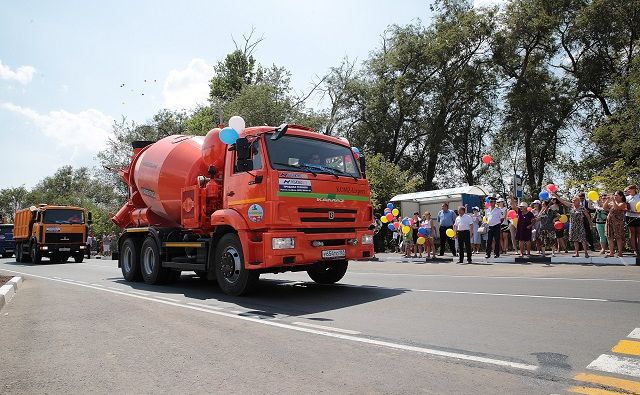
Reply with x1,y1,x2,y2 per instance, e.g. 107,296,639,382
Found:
628,328,640,340
587,354,640,378
569,385,629,395
574,373,640,394
612,340,640,357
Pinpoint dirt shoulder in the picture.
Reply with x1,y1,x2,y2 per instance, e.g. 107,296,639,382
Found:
0,275,12,287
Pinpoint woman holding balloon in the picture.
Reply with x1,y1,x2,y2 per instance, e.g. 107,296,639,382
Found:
559,195,592,258
537,200,559,257
420,212,436,260
605,191,627,257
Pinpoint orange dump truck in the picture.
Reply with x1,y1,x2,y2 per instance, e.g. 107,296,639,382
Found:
13,204,91,264
112,122,375,295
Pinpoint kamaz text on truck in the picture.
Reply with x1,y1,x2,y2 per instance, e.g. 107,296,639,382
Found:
14,204,91,264
112,118,375,296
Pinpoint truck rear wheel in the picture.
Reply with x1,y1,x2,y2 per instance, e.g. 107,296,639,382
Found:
140,237,171,285
214,234,258,296
2,252,13,259
307,260,348,284
120,238,142,282
30,242,42,264
74,254,84,263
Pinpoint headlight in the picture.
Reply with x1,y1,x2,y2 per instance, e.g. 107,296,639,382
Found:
40,246,49,250
361,234,374,245
272,237,295,249
80,245,86,249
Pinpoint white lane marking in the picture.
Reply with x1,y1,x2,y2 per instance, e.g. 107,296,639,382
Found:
90,283,104,287
0,268,538,372
408,288,608,302
106,287,121,291
628,328,640,339
187,302,224,310
293,322,361,335
73,280,88,284
129,291,149,296
352,272,640,283
230,310,243,314
53,277,61,280
587,354,640,378
155,296,179,302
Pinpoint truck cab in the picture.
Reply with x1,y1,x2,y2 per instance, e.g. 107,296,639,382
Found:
14,205,90,264
0,224,15,258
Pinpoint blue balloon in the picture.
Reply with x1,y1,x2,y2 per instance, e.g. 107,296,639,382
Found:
351,147,361,154
539,191,550,201
384,208,391,214
485,196,491,203
219,127,239,144
402,218,409,226
387,223,395,231
386,203,394,210
564,221,570,230
418,227,427,235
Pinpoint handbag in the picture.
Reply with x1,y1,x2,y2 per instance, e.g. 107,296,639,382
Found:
478,225,487,234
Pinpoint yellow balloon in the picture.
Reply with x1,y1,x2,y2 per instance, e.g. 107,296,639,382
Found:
511,218,518,226
416,236,426,245
402,225,411,234
380,216,388,223
482,216,488,223
446,228,455,238
587,190,599,201
636,201,640,212
392,208,399,216
559,214,568,223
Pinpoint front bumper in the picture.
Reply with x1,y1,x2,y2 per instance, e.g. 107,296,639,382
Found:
39,244,85,255
253,230,375,269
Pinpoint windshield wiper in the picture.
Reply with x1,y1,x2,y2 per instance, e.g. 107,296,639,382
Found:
326,167,359,181
273,162,317,176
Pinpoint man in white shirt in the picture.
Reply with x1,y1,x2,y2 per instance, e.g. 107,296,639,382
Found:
454,206,474,264
485,196,504,259
624,184,640,257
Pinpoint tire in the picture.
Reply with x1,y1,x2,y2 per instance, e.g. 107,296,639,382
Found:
214,233,258,296
74,254,84,263
30,242,42,264
140,237,170,284
307,260,348,284
1,252,12,259
120,238,142,282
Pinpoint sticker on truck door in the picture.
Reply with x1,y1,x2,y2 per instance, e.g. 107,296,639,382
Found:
278,178,312,193
248,204,264,223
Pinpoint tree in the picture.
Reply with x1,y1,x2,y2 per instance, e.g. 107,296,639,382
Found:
366,153,419,213
0,186,31,222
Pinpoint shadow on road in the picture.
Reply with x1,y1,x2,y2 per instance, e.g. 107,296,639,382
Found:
111,273,407,318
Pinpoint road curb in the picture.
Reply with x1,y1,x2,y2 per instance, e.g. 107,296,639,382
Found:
0,276,23,311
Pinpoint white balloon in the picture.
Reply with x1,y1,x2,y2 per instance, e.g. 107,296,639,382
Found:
228,116,246,132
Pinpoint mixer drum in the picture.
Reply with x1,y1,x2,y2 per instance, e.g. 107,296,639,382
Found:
133,135,208,225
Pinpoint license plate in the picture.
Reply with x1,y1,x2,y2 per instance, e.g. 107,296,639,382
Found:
6,250,13,253
321,249,346,259
59,248,71,252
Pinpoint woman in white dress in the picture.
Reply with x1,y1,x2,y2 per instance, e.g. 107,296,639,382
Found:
470,207,482,254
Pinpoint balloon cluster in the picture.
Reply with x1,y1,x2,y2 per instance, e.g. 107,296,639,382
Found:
381,203,429,245
218,116,246,145
351,147,361,159
538,183,557,201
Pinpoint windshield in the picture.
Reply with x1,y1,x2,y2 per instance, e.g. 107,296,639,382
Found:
43,210,85,224
0,225,12,236
265,135,361,178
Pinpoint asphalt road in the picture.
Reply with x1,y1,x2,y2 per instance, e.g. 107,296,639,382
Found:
1,254,639,394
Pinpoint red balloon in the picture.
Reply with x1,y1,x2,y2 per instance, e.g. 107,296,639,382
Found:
393,221,401,230
481,154,492,165
547,183,557,193
484,202,491,208
527,207,533,212
554,221,564,230
385,213,394,222
507,209,517,219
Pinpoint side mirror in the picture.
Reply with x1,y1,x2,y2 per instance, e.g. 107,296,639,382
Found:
359,156,366,178
270,124,288,141
207,165,217,177
87,212,93,225
236,138,251,160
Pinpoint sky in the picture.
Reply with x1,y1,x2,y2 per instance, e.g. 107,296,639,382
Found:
0,0,498,189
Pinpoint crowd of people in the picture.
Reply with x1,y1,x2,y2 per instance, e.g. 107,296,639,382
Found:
388,184,640,261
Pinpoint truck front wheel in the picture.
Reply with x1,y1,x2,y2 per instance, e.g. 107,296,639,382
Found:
307,260,348,284
120,238,142,282
214,234,258,296
74,253,84,263
30,242,42,264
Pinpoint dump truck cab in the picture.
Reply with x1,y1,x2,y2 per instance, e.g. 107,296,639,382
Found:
14,204,91,264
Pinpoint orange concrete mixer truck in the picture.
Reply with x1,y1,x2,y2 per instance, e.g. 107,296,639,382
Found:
112,117,374,295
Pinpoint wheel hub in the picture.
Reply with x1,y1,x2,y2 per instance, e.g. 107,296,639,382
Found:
220,247,241,283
